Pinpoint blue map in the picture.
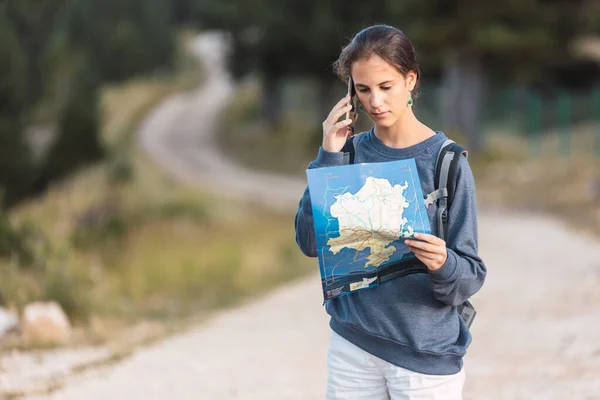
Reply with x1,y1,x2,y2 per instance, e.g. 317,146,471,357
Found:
306,159,431,300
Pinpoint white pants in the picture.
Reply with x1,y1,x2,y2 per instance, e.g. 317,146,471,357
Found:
326,330,465,400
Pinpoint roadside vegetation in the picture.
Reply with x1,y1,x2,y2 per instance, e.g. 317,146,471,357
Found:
1,33,314,349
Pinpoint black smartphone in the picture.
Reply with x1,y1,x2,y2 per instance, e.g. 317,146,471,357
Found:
346,77,358,135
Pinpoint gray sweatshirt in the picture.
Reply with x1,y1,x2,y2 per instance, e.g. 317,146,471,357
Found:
294,129,487,375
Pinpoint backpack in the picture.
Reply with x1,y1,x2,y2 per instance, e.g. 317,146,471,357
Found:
341,134,477,328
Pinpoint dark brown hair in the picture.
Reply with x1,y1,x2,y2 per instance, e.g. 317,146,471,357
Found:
333,25,421,98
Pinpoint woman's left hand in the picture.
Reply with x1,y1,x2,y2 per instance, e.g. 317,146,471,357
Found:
404,233,448,271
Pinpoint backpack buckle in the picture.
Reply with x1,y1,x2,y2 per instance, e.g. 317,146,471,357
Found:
424,188,448,208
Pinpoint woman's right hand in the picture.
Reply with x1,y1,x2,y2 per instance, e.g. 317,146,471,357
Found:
322,95,354,153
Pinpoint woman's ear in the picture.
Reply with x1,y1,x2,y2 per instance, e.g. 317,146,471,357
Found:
408,71,419,92
406,71,417,91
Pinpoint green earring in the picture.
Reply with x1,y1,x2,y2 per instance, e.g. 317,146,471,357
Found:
408,97,413,106
358,103,363,111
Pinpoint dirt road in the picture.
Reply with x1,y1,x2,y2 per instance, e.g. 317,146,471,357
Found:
32,32,600,400
137,32,302,211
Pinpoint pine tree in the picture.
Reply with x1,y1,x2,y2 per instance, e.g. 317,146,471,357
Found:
0,7,34,207
37,62,104,186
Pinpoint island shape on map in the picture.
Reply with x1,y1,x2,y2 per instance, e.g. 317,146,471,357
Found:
327,176,414,268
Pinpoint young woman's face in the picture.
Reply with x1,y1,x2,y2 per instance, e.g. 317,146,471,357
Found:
351,55,416,129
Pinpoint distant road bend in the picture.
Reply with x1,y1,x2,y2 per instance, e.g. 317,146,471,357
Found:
138,32,305,210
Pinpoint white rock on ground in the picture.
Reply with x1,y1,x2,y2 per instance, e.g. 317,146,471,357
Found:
21,302,72,346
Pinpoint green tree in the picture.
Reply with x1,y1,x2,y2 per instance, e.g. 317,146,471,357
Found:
37,62,104,186
35,0,175,189
0,0,182,206
59,0,175,82
138,0,175,72
0,7,34,207
398,0,594,151
199,0,389,128
198,0,597,152
3,0,68,108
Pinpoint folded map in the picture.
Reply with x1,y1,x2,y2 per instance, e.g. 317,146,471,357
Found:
306,158,431,301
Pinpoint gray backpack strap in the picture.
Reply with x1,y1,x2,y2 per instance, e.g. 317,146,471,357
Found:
436,139,457,166
436,151,455,241
431,139,475,328
432,139,467,241
341,131,366,165
342,136,355,165
425,140,456,205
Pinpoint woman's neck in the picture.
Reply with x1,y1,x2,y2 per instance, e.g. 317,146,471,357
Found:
373,110,435,149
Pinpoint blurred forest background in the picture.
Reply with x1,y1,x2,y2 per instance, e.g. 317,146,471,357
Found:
1,0,600,348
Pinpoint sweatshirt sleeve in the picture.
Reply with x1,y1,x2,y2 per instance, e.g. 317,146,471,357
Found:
428,156,487,306
294,147,346,257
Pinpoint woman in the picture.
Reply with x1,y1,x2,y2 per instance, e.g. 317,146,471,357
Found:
294,25,487,399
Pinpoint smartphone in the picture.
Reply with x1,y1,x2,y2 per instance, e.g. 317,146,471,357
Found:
346,77,358,136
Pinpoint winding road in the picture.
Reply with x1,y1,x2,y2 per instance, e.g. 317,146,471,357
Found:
32,32,600,400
